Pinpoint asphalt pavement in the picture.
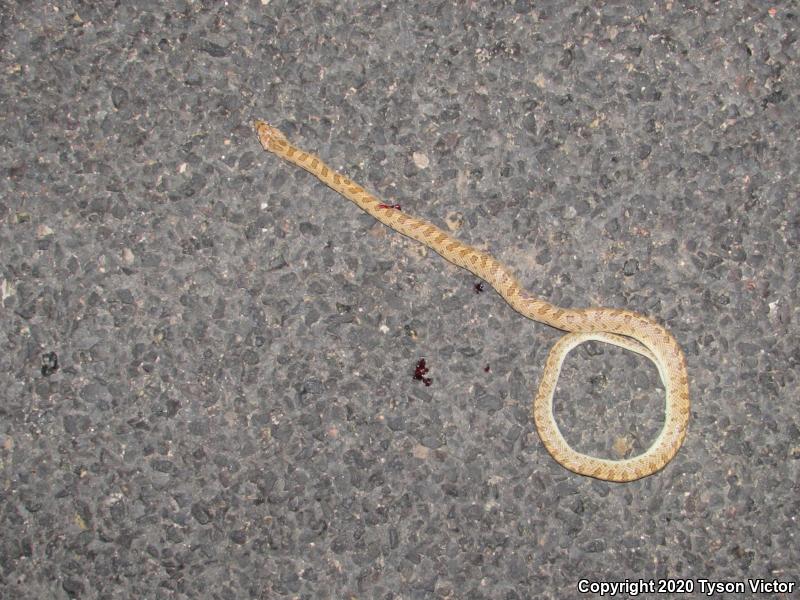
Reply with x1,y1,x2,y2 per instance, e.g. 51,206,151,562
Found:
1,2,798,598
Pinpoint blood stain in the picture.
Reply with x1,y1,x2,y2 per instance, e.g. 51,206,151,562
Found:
413,358,432,386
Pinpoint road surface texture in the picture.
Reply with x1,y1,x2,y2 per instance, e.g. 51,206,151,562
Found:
1,2,797,598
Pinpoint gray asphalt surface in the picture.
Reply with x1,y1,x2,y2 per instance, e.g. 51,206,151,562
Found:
1,2,798,598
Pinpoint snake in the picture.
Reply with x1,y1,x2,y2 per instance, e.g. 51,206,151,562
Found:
255,120,690,482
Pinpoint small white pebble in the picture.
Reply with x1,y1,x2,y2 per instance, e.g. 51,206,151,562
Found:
413,444,430,460
1,279,15,300
36,224,54,238
412,152,429,169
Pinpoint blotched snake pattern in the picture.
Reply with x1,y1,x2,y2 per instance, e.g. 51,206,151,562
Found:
255,120,689,482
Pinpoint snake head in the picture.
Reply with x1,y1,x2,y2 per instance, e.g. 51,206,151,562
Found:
254,120,288,150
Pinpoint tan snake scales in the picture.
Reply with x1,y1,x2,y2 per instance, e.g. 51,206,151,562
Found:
255,120,689,482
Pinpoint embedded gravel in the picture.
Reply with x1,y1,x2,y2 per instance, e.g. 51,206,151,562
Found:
1,2,798,599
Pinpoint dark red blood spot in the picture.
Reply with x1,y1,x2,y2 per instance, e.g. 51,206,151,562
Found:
377,203,402,210
484,365,490,373
474,282,484,293
413,359,432,386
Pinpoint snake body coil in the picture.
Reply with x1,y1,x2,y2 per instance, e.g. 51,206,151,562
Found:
255,120,689,482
